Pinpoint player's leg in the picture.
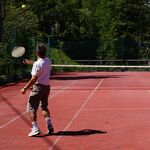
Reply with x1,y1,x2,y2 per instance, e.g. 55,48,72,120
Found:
28,111,37,128
40,85,54,134
42,109,54,132
27,85,41,136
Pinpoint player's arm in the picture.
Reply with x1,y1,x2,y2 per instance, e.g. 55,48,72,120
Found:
23,59,35,65
21,75,38,94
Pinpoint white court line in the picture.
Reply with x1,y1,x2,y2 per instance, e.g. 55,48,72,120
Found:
82,108,150,111
0,112,27,129
49,81,78,99
0,80,78,129
49,79,104,150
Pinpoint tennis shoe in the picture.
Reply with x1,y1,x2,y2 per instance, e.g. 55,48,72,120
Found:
28,128,40,137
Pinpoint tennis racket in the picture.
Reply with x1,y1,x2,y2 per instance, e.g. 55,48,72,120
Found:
11,46,25,58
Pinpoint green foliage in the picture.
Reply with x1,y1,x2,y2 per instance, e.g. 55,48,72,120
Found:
49,48,80,72
4,4,38,38
62,40,98,59
1,0,150,65
50,48,78,64
96,0,150,60
0,42,8,63
1,2,38,63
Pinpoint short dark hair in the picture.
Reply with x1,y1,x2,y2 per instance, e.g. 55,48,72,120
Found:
36,43,47,58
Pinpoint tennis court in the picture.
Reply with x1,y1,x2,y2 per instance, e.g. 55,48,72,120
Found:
1,71,150,150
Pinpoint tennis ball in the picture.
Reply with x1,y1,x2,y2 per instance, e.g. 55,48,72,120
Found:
22,4,26,9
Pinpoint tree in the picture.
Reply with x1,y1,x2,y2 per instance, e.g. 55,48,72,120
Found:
96,0,150,60
1,0,38,62
96,0,121,60
0,0,5,41
2,0,150,63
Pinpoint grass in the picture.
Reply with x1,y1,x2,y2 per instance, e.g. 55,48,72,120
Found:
49,48,77,65
48,48,83,73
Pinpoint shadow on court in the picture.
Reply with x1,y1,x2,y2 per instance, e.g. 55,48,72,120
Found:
0,94,61,149
51,75,125,80
0,79,29,89
53,129,107,136
36,129,107,137
0,94,30,126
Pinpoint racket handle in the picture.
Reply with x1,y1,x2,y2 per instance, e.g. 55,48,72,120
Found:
21,58,26,64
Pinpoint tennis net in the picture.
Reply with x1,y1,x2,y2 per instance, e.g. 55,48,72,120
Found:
51,59,150,73
51,64,150,73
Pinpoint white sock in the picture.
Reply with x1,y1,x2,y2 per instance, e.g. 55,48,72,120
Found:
46,118,52,127
32,122,38,129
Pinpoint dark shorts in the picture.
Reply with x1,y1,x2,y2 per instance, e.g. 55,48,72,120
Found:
27,84,50,113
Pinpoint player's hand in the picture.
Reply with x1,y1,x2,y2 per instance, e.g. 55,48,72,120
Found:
21,88,27,95
23,59,34,65
23,59,28,64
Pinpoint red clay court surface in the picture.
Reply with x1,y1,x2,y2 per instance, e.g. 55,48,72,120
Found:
1,71,150,150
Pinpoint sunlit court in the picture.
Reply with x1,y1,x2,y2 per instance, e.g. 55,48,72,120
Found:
1,0,150,150
1,70,150,149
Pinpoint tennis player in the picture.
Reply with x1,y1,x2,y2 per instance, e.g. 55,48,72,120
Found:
21,43,54,137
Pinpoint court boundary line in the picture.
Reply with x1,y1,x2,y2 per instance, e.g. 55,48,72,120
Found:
0,80,78,129
49,80,78,99
49,79,104,150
